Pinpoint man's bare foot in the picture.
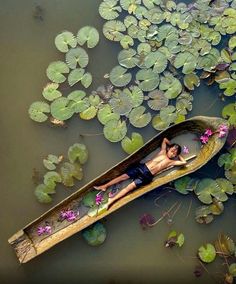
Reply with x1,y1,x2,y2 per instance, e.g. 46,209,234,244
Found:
94,185,107,191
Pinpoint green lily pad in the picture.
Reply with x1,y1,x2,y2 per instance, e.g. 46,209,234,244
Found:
97,104,120,125
174,176,193,195
174,52,197,74
198,243,216,263
137,43,151,55
43,154,63,170
28,101,50,123
209,198,224,216
215,233,235,257
229,263,236,277
103,20,126,41
77,26,99,48
218,149,236,170
183,73,200,90
178,30,192,45
120,35,134,49
176,233,185,247
225,164,236,184
109,92,133,115
103,119,127,142
68,68,85,86
195,205,214,224
127,24,139,38
136,69,159,92
176,92,193,115
82,191,98,207
120,0,141,13
42,83,62,102
109,66,132,87
68,143,88,164
99,0,121,20
215,71,231,83
123,86,144,108
60,162,83,187
129,106,151,128
142,0,161,9
147,89,169,110
46,61,69,83
118,48,138,68
82,222,106,246
229,35,236,50
44,171,61,188
50,97,74,121
152,115,170,130
160,106,177,124
88,95,101,107
81,72,92,88
221,49,232,64
146,7,165,24
194,178,219,204
34,184,53,203
65,47,89,69
222,103,236,126
144,51,168,74
55,31,77,53
219,79,236,96
68,93,89,114
80,106,97,120
215,178,234,201
159,73,182,99
121,132,144,154
124,15,138,28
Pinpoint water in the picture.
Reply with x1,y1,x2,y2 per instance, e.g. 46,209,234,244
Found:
0,1,236,284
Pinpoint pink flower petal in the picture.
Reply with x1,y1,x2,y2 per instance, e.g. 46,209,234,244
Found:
183,145,189,154
204,128,213,137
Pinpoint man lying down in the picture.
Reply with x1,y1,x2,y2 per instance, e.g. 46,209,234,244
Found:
94,137,188,209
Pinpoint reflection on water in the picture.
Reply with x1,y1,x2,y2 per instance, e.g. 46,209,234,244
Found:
0,0,236,284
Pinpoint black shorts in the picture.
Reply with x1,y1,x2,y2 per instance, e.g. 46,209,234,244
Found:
126,163,154,187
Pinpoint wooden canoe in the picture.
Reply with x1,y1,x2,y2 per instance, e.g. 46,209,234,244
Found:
8,115,229,263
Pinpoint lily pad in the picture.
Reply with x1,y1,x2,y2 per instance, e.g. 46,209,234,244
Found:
28,101,50,122
120,0,141,13
109,66,132,87
44,171,61,188
222,103,236,126
195,205,214,224
68,143,88,164
42,83,62,102
120,35,134,49
229,263,236,277
174,176,194,195
194,178,219,204
121,132,144,154
209,198,224,215
176,92,193,115
118,48,138,68
34,184,53,203
99,0,122,20
43,154,63,170
219,79,236,96
229,35,236,50
103,119,127,142
60,162,83,187
198,243,216,263
183,73,200,90
50,97,74,121
152,115,170,130
124,15,138,28
81,72,92,88
129,106,151,128
215,178,234,201
46,61,69,83
80,106,97,120
82,191,98,207
173,52,197,74
68,68,85,86
82,222,106,246
123,86,144,107
66,47,89,69
97,104,120,125
103,20,126,41
68,91,90,113
77,26,99,48
55,31,77,53
136,69,159,91
109,92,133,115
144,51,168,73
159,73,182,99
160,106,177,124
147,89,169,110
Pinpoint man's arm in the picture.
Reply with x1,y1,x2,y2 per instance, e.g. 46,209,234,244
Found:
161,137,171,151
171,155,187,166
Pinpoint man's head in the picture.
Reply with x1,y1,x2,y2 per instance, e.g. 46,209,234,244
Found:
166,144,182,159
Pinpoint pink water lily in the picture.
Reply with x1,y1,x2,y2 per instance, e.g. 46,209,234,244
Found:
95,192,104,205
60,209,77,222
183,145,189,154
218,130,227,138
217,124,228,138
204,128,213,137
44,225,52,234
37,226,45,236
200,135,209,144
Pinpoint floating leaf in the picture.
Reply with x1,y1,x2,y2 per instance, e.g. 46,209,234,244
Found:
219,79,236,96
109,92,133,115
221,49,232,64
176,92,193,115
34,184,53,203
42,83,62,101
137,42,151,55
44,171,61,188
60,162,83,187
160,106,177,124
123,86,144,107
229,36,236,50
55,31,77,53
184,73,200,90
209,198,224,216
103,119,127,142
195,205,214,224
66,47,89,69
43,154,63,170
152,115,170,130
67,90,89,113
46,61,69,83
215,71,231,83
229,263,236,277
68,143,88,164
147,89,169,110
159,73,182,99
77,26,99,48
198,243,216,263
118,48,138,68
129,106,151,128
136,69,159,92
222,103,236,126
68,68,85,86
50,97,74,121
99,0,121,20
121,132,144,154
120,35,134,49
81,72,92,88
82,191,98,207
28,101,50,122
195,178,219,204
97,104,120,125
82,222,106,246
176,233,185,247
120,0,141,13
144,51,168,74
174,52,197,74
215,178,234,201
109,66,132,87
80,106,97,120
103,20,126,41
174,176,193,195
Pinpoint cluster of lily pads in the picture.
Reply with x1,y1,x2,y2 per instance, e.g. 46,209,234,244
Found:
34,143,88,203
82,222,107,246
165,229,185,248
28,26,99,123
197,233,236,283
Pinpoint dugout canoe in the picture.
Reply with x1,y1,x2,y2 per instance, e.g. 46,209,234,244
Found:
8,115,229,263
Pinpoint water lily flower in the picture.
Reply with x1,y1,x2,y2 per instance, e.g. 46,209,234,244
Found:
60,209,77,221
95,192,104,205
204,128,213,137
44,225,52,234
183,145,189,154
200,135,209,144
218,130,227,138
37,226,45,236
218,124,228,132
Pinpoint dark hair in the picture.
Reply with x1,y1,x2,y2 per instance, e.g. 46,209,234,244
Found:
167,143,182,156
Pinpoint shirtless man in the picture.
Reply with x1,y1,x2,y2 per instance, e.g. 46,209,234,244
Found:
94,137,187,208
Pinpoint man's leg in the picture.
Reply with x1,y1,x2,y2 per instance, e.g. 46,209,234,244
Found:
107,181,137,208
94,173,130,191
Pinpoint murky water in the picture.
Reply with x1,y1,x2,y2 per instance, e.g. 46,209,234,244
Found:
0,1,236,284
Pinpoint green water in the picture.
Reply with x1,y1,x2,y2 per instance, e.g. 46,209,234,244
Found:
0,1,236,284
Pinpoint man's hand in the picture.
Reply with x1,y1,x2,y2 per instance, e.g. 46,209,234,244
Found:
161,137,171,151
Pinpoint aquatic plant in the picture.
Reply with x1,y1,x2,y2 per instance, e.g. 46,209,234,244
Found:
165,230,185,248
198,243,216,263
82,222,106,246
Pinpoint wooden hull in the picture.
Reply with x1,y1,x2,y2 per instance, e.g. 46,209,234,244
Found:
8,116,229,263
